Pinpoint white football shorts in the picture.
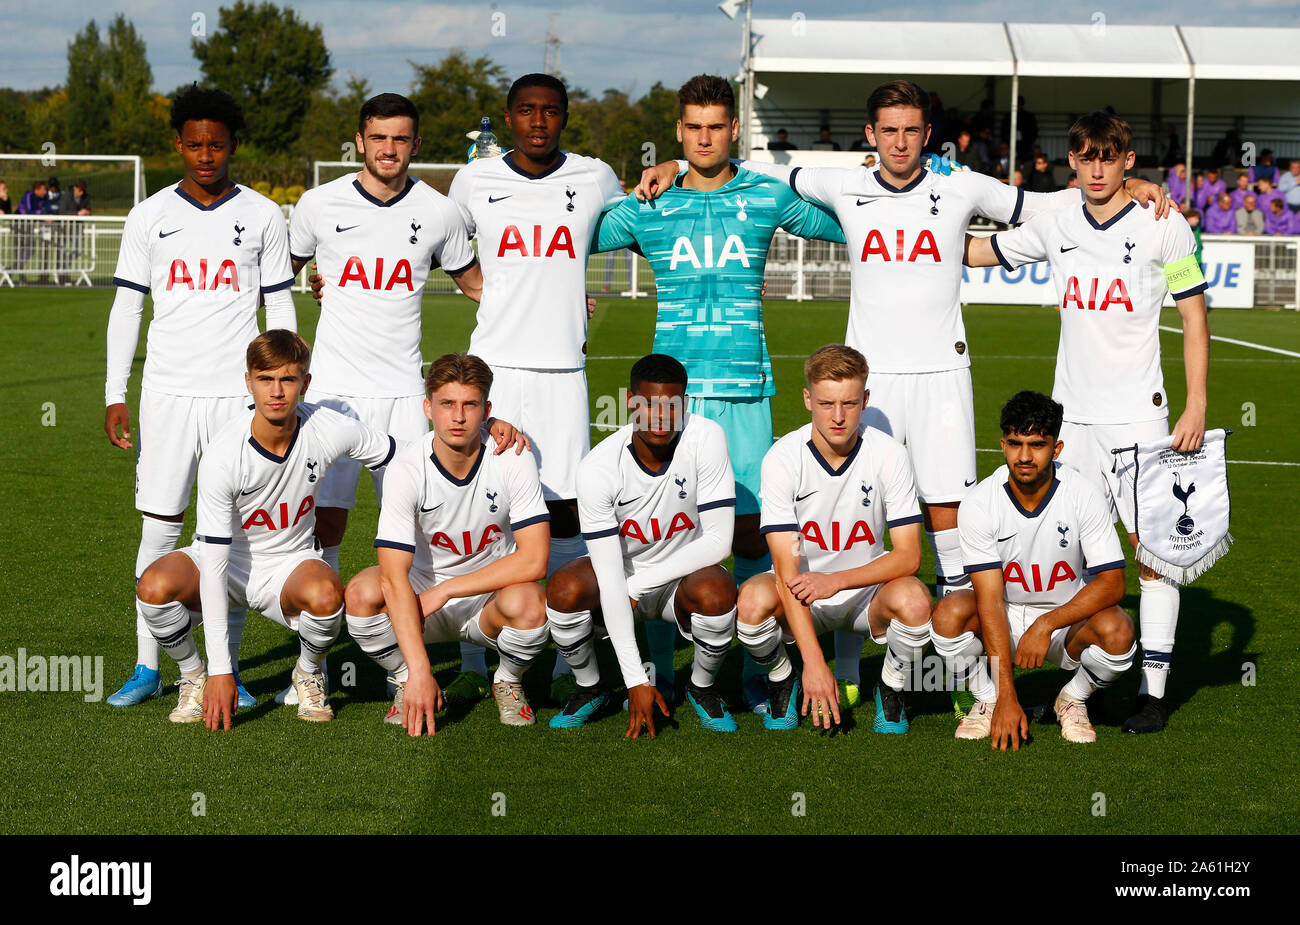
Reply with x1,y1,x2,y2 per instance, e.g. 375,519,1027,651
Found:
1058,418,1169,535
135,389,249,515
763,572,884,643
311,392,428,509
407,564,495,644
1006,601,1078,671
181,543,325,630
487,365,589,502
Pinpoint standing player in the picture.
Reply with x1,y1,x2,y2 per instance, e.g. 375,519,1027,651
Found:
963,111,1209,734
737,345,932,732
638,81,1168,707
931,391,1135,747
343,354,552,735
134,331,398,729
104,86,296,708
545,355,740,736
592,75,843,705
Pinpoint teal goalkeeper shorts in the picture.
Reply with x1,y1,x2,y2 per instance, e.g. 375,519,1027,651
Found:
687,395,773,517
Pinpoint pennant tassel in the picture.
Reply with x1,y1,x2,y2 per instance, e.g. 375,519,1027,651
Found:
1138,532,1233,585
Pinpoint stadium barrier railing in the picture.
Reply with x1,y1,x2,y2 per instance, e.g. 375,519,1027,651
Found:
0,214,126,288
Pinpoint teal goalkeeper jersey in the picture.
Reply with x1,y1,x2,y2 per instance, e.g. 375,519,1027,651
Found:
593,167,843,398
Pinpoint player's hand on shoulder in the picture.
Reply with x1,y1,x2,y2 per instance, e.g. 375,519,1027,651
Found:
309,264,324,304
1127,177,1172,218
634,162,680,202
486,416,530,455
990,697,1028,751
786,570,840,605
203,673,238,732
405,671,442,737
1171,405,1206,453
801,659,841,728
105,403,132,449
625,682,669,739
1014,619,1052,669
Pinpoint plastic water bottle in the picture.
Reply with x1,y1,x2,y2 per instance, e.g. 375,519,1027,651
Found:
468,117,501,161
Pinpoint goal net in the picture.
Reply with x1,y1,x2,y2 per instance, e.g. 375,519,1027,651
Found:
0,154,144,215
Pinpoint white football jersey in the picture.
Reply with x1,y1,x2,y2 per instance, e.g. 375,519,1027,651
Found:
959,462,1126,608
375,431,550,581
113,184,295,396
991,203,1204,425
449,152,625,369
289,175,477,397
759,422,922,574
578,414,735,594
194,402,397,558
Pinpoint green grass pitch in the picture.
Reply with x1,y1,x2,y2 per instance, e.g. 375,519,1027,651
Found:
1,290,1295,834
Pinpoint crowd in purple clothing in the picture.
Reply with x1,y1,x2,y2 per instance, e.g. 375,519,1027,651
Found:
1169,154,1300,236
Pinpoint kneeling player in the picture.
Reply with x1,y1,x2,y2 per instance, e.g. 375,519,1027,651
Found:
931,391,1136,748
546,354,740,736
344,354,551,735
135,330,398,729
737,345,931,732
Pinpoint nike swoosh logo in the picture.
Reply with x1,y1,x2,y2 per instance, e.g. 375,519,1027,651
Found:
158,229,182,238
419,502,444,513
616,497,641,507
1060,245,1079,252
795,491,818,502
336,224,360,233
240,486,264,496
488,195,512,203
662,205,688,215
964,478,977,487
855,199,876,206
997,534,1017,542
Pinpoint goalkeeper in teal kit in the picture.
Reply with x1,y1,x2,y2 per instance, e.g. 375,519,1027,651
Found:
591,74,843,710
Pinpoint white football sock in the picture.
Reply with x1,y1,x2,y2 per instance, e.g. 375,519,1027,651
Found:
834,631,864,685
688,609,735,688
545,606,600,687
492,623,550,684
931,628,997,703
881,619,930,691
347,612,407,678
1138,576,1179,698
736,616,790,682
1061,643,1136,703
320,545,341,574
134,517,183,670
546,535,587,578
929,528,971,597
138,598,202,675
459,642,488,677
296,605,343,674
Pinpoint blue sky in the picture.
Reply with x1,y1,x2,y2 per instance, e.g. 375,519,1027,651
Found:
3,0,1298,98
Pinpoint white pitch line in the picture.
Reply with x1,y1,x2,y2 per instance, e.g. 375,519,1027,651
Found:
975,447,1298,466
1158,325,1300,359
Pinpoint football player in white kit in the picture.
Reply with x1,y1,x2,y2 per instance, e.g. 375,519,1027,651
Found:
931,391,1136,747
134,331,398,729
637,81,1168,710
545,355,742,736
737,345,932,732
964,111,1208,735
343,354,552,735
104,86,296,709
289,93,515,707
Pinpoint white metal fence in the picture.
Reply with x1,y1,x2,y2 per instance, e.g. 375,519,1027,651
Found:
0,214,127,288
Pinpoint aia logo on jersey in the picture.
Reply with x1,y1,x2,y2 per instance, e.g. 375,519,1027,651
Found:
243,497,315,531
306,458,319,483
1003,560,1077,593
1057,521,1070,547
497,225,576,258
621,512,695,545
485,489,499,513
801,520,876,551
338,256,414,291
232,222,244,246
669,234,750,270
431,524,503,555
166,258,240,291
859,229,940,263
1062,277,1133,312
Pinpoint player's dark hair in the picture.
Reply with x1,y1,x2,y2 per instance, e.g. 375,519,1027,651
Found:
999,390,1063,439
170,84,246,139
1069,111,1132,161
247,330,311,374
866,80,930,127
630,354,688,392
359,93,420,139
425,353,493,401
678,74,735,119
507,73,568,112
804,344,868,386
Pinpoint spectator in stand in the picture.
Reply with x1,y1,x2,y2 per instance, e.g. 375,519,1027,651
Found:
1235,195,1264,235
952,130,975,168
970,98,997,138
0,181,11,214
45,176,62,215
1279,159,1300,196
973,125,996,175
15,179,51,271
1166,162,1187,205
1210,129,1242,167
1264,198,1294,235
1204,192,1237,234
1002,96,1038,155
1026,155,1057,193
992,141,1011,181
1196,167,1226,212
1249,150,1278,187
767,128,796,151
1186,209,1204,266
1011,168,1023,188
66,179,91,258
810,125,841,151
1254,177,1282,213
862,153,877,169
1229,173,1252,210
849,133,872,152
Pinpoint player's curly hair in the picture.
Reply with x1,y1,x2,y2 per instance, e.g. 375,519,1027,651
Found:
999,390,1063,439
678,74,735,119
247,330,310,374
630,354,688,392
170,84,246,138
425,353,493,401
1068,111,1132,162
804,344,868,387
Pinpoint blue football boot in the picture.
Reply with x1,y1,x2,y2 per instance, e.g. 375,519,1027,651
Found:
106,664,162,707
686,681,737,732
549,683,609,728
873,684,910,734
234,672,256,709
763,673,800,730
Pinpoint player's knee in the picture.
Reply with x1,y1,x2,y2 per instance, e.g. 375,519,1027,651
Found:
135,567,176,606
736,576,775,626
343,574,383,616
1095,607,1135,653
891,578,934,626
931,589,974,636
684,568,737,616
301,576,344,616
545,565,588,613
503,582,547,630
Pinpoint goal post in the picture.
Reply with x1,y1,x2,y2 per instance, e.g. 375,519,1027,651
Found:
0,154,144,214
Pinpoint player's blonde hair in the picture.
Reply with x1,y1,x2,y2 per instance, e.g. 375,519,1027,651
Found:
247,329,310,373
804,344,868,387
425,353,493,401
